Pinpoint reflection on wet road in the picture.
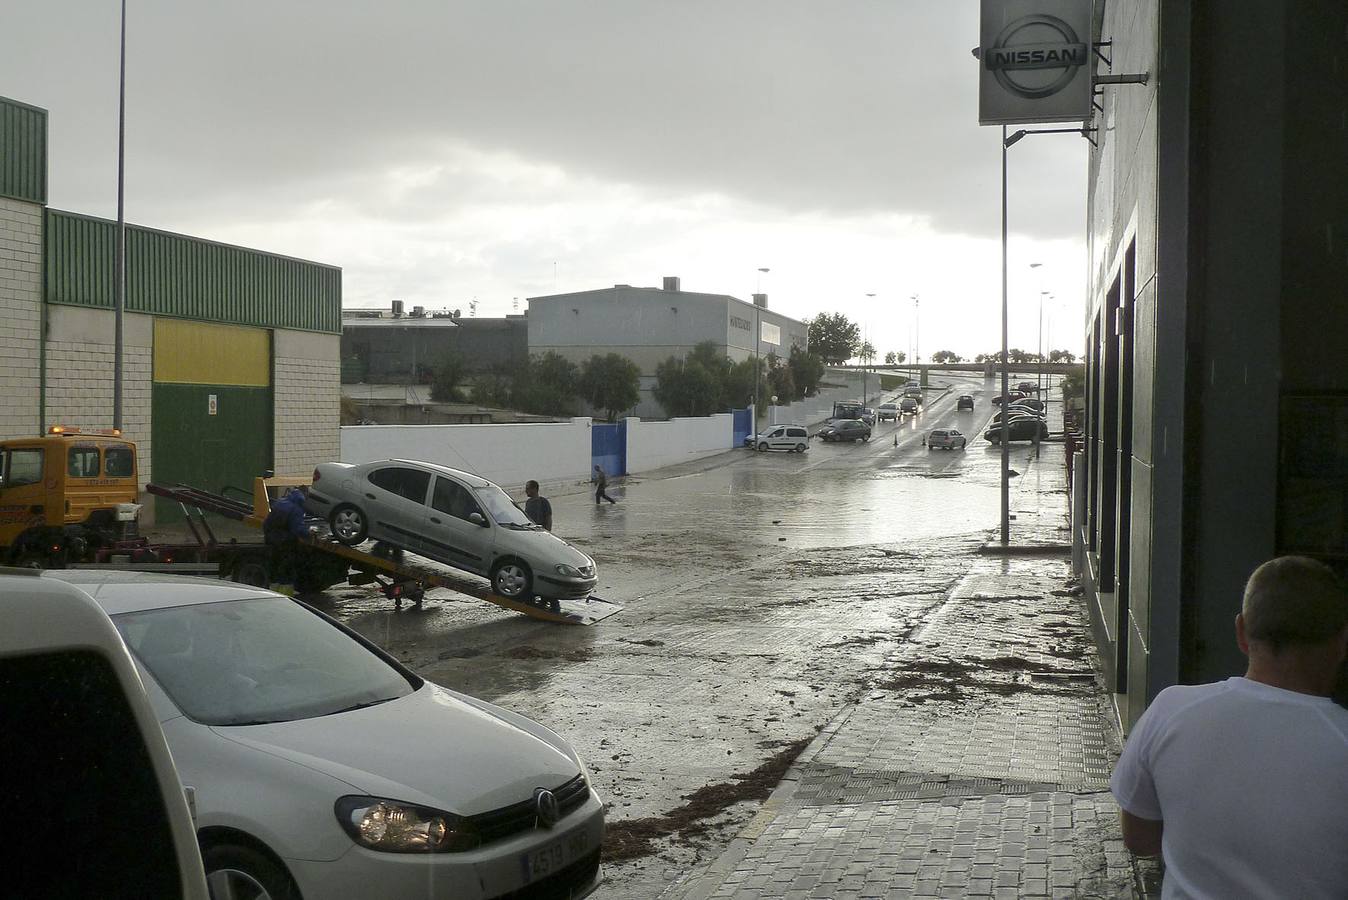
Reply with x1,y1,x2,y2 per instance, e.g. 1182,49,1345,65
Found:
325,373,1054,897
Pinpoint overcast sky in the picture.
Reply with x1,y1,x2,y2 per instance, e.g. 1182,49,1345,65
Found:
2,0,1088,360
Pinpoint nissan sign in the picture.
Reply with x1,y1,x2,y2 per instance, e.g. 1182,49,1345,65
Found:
978,0,1093,125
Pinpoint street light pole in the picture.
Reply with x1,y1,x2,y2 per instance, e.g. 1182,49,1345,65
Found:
910,293,920,384
113,0,127,431
753,267,769,425
1000,126,1011,545
865,293,876,402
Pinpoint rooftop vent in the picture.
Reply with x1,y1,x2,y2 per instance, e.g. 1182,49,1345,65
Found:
663,276,681,292
753,293,768,308
411,306,426,318
391,300,404,318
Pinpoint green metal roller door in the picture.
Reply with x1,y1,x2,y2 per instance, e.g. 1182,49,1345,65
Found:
152,384,273,523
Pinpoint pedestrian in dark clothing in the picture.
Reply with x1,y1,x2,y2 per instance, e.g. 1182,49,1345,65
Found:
523,480,553,531
262,487,311,586
593,465,617,505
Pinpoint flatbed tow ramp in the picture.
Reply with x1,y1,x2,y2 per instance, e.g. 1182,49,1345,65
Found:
145,480,621,626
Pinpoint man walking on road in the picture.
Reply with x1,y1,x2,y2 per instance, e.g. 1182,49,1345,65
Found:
593,464,617,505
1111,555,1348,898
522,479,552,531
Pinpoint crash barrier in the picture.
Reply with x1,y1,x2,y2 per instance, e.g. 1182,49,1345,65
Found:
341,408,750,488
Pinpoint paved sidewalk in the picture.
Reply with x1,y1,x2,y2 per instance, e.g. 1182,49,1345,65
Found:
666,456,1146,899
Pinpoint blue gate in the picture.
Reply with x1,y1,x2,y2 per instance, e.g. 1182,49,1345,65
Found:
732,408,753,446
591,420,627,477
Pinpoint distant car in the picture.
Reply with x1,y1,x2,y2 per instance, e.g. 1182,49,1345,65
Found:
1017,381,1038,393
927,429,968,450
818,419,872,443
903,384,923,398
1011,397,1046,412
306,459,597,602
984,418,1049,443
957,395,975,410
43,571,606,900
746,425,810,452
900,397,919,415
877,403,899,421
861,408,877,426
992,391,1027,405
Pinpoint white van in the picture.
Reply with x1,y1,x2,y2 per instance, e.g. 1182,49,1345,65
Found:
749,424,811,452
0,570,209,899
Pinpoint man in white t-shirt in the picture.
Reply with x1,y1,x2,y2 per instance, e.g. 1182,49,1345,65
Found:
1110,556,1348,899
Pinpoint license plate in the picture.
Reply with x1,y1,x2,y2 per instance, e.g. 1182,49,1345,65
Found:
522,828,592,882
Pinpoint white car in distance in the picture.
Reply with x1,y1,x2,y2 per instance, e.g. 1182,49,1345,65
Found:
43,570,605,900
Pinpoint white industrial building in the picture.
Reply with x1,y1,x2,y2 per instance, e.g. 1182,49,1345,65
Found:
527,278,809,418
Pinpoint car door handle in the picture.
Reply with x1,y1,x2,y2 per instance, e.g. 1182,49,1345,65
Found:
365,493,376,500
429,517,442,524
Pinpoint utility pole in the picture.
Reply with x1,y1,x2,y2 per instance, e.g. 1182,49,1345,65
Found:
113,0,127,431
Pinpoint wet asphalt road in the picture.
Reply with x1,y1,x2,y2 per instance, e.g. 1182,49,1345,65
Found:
318,373,1056,897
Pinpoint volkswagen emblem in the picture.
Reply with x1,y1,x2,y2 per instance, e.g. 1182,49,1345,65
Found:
534,788,560,828
985,14,1088,99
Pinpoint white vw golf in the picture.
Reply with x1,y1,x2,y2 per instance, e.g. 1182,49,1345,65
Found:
47,571,605,900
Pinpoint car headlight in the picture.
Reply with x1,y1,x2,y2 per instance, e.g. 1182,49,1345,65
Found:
335,796,479,853
556,563,582,577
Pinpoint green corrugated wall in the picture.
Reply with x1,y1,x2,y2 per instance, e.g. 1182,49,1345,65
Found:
0,96,47,204
45,209,341,334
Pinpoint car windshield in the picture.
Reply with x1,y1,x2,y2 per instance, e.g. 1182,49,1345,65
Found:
115,597,416,726
475,484,537,528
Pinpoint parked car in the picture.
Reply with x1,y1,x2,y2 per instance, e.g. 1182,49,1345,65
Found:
746,424,810,452
899,397,920,415
1011,397,1046,412
957,395,975,410
992,406,1046,425
992,391,1027,405
0,572,210,900
927,429,968,450
984,418,1050,443
45,571,606,900
1017,381,1038,393
307,460,597,602
818,419,872,442
861,408,877,426
877,402,899,421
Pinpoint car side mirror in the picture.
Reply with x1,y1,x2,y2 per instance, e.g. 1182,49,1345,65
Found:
469,512,488,527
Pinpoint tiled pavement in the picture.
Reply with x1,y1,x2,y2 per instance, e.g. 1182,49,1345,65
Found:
667,454,1150,899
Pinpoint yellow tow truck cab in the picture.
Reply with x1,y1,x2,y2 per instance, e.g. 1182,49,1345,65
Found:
0,427,141,564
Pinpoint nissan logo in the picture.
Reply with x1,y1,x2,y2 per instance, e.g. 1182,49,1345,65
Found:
984,14,1088,99
534,788,560,828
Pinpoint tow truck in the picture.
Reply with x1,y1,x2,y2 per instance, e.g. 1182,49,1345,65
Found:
0,428,620,625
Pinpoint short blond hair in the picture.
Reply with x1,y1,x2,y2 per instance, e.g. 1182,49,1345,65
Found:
1242,556,1348,650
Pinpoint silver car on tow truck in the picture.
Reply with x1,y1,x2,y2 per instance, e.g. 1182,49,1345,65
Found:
306,460,597,603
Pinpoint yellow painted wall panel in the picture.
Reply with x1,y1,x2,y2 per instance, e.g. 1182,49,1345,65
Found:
153,319,271,386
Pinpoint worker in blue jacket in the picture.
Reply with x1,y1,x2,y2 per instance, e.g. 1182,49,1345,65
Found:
263,488,310,587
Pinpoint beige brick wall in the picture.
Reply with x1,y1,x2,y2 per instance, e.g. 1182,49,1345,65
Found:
43,307,155,483
0,197,43,439
273,329,340,476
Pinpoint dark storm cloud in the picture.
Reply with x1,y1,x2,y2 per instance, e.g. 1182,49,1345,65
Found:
1,0,1083,239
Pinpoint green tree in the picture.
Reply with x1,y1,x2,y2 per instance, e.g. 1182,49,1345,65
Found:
788,345,825,399
724,358,761,411
930,350,963,363
653,355,721,417
470,365,514,407
766,352,796,402
578,353,641,422
857,341,876,366
1049,349,1078,363
807,312,860,365
512,352,580,416
429,353,466,402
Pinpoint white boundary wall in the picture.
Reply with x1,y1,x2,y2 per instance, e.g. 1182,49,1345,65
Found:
770,370,888,426
625,413,733,474
341,419,594,489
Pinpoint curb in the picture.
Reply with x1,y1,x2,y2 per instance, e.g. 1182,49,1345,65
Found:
660,706,858,900
977,543,1071,556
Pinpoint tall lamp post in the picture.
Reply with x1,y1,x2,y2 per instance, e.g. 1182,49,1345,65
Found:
910,293,920,384
865,293,876,401
113,0,128,431
753,267,769,424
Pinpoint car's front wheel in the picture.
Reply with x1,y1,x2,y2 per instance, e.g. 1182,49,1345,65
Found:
329,504,368,545
204,843,298,900
758,442,769,451
795,443,807,452
491,559,534,601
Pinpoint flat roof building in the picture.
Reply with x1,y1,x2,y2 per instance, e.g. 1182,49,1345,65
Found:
527,278,808,417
